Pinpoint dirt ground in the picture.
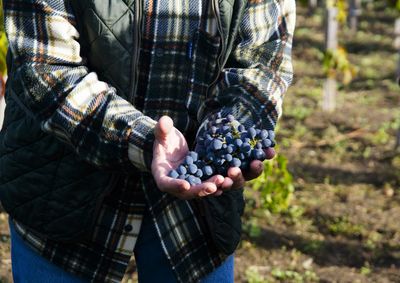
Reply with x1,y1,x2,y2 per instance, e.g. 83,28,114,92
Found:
234,3,400,283
1,3,400,283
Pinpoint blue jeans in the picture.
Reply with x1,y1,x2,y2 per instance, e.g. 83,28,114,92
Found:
9,215,233,283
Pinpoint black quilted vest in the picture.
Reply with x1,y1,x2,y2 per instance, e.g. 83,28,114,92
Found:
0,0,247,242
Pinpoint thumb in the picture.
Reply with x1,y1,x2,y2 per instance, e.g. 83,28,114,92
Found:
154,116,174,141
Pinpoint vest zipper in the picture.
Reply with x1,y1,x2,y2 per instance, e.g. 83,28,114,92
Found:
207,0,227,95
129,0,143,102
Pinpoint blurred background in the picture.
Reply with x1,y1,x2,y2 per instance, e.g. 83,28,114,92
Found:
0,0,400,282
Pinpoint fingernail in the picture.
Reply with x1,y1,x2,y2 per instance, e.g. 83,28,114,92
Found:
206,187,215,194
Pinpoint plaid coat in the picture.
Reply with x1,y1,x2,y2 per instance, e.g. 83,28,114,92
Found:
1,0,295,282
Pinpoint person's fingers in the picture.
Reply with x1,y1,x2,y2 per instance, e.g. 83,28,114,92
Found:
264,147,276,160
179,175,224,198
220,177,234,191
194,182,219,197
204,174,225,187
156,174,191,194
154,116,174,141
243,160,264,181
227,167,246,189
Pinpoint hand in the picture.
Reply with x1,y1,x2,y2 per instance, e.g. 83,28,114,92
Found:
151,116,225,199
218,147,276,192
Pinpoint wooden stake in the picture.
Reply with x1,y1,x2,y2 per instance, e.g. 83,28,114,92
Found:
323,7,338,112
309,0,318,11
395,18,400,84
394,19,400,149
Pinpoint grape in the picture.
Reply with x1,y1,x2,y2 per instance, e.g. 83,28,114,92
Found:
268,130,275,140
225,133,234,144
177,165,187,175
231,158,241,167
241,143,251,153
262,138,272,148
189,151,198,162
225,154,233,162
212,139,223,150
248,127,257,139
260,129,268,139
185,156,194,165
168,111,276,186
193,177,202,185
234,139,243,148
188,164,198,174
216,158,225,166
195,169,203,178
222,125,230,134
203,165,213,177
187,175,197,186
253,149,265,160
169,170,179,179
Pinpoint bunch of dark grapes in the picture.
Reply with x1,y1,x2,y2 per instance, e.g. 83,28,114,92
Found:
168,113,275,185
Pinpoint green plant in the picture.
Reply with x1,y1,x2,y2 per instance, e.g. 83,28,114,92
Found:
243,217,262,238
248,153,294,213
245,266,267,283
271,268,319,282
326,0,348,23
323,47,357,85
326,216,365,237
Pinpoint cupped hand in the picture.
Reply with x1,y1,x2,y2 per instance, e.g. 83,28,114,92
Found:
151,116,225,199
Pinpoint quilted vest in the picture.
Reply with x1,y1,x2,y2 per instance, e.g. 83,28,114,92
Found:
0,0,247,241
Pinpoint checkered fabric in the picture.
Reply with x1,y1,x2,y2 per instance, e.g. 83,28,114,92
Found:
3,0,295,282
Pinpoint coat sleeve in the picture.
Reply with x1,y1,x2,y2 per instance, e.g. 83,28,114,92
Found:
4,0,156,172
198,0,296,132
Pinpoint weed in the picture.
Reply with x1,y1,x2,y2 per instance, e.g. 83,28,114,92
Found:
245,266,267,283
271,268,319,283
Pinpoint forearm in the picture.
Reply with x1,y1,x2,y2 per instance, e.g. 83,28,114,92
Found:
4,0,156,172
199,0,296,131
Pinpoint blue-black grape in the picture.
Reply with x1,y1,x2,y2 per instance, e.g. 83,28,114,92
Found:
177,165,187,175
185,156,194,165
231,158,241,167
169,170,179,179
212,139,223,150
188,164,198,174
203,165,214,176
167,111,276,186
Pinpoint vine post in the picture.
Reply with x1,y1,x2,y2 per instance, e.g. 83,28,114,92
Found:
394,18,400,149
395,18,400,84
309,0,318,11
323,7,338,112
